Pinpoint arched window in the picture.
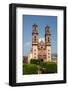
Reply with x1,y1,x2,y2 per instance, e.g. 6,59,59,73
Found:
41,46,43,49
34,36,36,41
48,37,50,42
34,49,36,51
34,53,36,55
34,56,36,58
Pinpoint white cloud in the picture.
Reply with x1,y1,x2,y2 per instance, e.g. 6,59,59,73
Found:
39,37,45,42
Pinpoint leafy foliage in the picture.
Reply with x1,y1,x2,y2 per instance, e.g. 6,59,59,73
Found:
23,64,38,75
40,62,57,73
30,59,43,65
23,60,57,74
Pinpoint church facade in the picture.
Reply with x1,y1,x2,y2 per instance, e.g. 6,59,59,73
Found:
28,24,51,63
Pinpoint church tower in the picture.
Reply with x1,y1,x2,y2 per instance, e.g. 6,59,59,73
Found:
32,24,38,59
45,25,51,61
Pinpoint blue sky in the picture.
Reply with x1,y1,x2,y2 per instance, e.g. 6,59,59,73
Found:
23,15,57,56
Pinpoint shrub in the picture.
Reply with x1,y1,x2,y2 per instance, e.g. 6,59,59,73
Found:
45,63,57,73
23,64,38,75
39,62,57,73
23,61,57,75
30,59,43,65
